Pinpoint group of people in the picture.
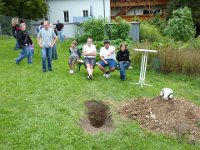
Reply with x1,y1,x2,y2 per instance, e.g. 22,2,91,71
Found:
69,38,131,81
12,19,131,81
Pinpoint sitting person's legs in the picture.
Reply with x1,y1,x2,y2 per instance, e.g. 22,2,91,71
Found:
107,59,116,73
98,60,107,73
118,61,129,80
84,58,96,79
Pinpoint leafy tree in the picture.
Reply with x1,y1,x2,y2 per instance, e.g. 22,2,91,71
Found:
165,7,195,41
167,0,200,36
0,0,48,20
0,0,4,12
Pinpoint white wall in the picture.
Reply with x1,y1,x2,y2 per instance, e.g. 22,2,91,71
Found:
47,0,110,38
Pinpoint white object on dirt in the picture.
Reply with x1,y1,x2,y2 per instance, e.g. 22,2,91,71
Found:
160,88,174,100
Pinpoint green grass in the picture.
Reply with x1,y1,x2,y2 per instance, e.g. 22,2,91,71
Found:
0,37,200,150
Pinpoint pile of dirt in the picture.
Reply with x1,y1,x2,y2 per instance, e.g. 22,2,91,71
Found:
79,100,114,133
118,97,200,142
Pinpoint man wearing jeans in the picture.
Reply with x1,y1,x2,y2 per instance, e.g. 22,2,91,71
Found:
98,40,116,78
37,20,57,72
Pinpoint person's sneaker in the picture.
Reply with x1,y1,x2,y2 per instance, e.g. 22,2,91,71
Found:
69,70,74,74
89,75,93,80
87,75,91,80
48,69,53,71
103,73,110,78
43,69,47,72
16,60,19,64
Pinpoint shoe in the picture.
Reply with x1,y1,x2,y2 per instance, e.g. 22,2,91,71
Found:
16,61,19,64
43,70,47,72
69,70,74,74
48,69,53,71
87,75,91,80
89,75,93,80
103,73,110,78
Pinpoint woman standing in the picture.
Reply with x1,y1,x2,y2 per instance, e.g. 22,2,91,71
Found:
15,23,33,64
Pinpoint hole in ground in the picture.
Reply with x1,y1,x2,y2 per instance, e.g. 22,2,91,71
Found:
79,100,114,133
85,100,109,128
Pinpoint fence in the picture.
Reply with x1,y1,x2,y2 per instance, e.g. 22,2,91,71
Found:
0,15,40,37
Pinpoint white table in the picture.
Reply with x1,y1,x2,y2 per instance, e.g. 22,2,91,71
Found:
133,49,158,87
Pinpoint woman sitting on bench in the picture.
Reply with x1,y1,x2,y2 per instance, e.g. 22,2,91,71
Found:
83,37,97,80
116,44,130,81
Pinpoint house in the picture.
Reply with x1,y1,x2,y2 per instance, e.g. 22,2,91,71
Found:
111,0,168,21
46,0,168,38
46,0,110,38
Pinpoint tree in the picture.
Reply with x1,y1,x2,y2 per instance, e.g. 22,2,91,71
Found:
0,0,48,20
0,0,4,12
167,0,200,37
165,7,195,41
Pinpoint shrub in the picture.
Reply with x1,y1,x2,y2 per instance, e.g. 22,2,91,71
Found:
75,18,106,43
140,22,163,42
164,7,195,42
106,17,131,40
149,14,166,35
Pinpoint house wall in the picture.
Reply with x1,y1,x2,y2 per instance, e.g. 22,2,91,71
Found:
47,0,110,38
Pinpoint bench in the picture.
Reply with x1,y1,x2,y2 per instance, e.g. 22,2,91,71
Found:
77,59,132,72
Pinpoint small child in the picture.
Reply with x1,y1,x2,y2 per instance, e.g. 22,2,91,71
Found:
68,41,81,74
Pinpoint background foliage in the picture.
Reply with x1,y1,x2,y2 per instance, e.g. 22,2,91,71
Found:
164,7,195,41
0,0,48,20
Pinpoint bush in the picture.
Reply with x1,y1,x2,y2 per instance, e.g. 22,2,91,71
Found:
75,18,106,43
149,14,166,35
140,22,163,42
75,17,131,43
109,17,131,40
164,7,195,42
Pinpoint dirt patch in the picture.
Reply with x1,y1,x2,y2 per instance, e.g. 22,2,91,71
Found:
80,100,114,133
118,97,200,142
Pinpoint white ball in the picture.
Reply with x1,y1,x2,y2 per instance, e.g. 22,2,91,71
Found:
160,88,174,100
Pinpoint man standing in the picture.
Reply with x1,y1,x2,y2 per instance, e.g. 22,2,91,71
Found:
55,20,64,42
37,20,57,72
98,40,116,78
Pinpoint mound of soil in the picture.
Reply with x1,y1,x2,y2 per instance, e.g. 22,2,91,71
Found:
80,101,114,133
118,97,200,142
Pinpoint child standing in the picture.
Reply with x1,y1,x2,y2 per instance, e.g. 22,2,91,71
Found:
68,41,81,74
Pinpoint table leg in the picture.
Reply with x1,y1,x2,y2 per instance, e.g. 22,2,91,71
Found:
132,52,152,87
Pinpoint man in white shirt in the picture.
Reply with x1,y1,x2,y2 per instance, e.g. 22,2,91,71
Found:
83,37,97,80
98,40,116,78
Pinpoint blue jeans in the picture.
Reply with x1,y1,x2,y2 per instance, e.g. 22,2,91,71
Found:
42,47,52,71
118,61,130,80
52,44,57,59
16,46,32,64
14,40,19,50
58,31,64,42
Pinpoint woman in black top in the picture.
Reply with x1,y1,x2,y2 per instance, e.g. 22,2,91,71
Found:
15,23,33,64
116,44,130,81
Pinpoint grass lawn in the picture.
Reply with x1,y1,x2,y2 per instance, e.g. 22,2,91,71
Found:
0,37,200,150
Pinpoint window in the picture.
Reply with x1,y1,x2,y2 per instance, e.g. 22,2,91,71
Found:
83,10,88,17
64,11,69,22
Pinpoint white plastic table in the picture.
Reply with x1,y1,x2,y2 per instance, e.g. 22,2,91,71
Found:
133,49,158,87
